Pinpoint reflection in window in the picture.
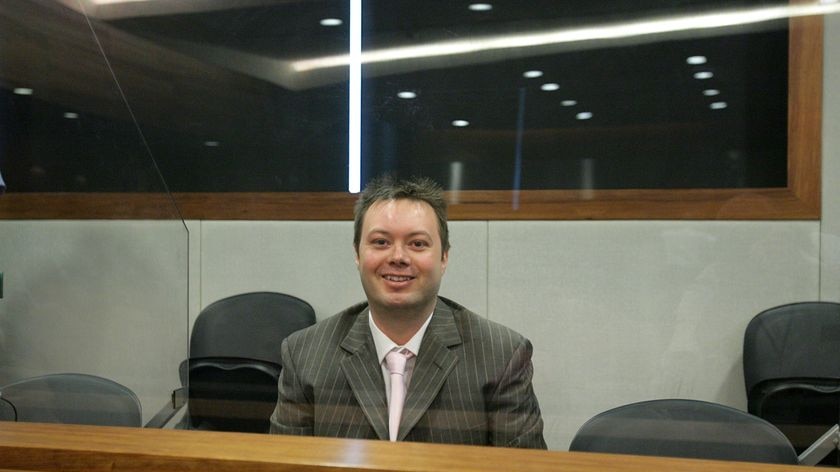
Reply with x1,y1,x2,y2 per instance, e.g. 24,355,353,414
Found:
0,1,797,193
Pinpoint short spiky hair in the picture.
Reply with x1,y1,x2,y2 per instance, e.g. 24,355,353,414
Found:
353,175,450,256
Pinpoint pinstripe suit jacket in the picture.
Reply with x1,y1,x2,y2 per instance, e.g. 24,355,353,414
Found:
269,297,546,449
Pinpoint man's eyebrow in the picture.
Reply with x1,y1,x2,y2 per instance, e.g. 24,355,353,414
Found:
408,231,433,238
365,229,433,239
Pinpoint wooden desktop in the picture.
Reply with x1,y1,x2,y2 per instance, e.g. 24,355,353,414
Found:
0,421,804,472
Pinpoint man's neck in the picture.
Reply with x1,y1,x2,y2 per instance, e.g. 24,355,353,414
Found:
370,304,434,346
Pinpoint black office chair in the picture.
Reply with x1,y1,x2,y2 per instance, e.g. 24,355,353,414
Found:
154,292,316,433
0,373,142,427
568,399,798,464
743,301,840,465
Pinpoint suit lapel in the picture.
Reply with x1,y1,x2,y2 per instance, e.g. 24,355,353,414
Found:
399,300,462,440
340,309,390,440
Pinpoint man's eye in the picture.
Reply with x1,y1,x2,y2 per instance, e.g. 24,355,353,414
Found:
411,240,430,248
372,239,388,246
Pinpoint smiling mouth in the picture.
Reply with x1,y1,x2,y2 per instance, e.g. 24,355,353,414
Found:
383,275,414,282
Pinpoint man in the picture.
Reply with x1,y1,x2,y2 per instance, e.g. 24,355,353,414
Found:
270,176,546,448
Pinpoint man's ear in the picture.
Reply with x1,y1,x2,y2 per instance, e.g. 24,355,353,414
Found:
441,249,449,272
354,245,360,269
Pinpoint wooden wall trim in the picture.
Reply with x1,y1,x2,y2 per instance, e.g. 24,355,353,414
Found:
0,13,822,221
0,422,806,472
787,11,822,215
0,187,818,221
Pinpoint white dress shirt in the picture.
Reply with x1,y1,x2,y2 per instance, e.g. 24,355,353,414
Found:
368,311,433,403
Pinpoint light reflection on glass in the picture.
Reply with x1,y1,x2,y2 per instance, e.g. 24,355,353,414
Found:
449,161,463,203
581,157,595,199
468,3,493,12
292,3,840,72
348,0,362,193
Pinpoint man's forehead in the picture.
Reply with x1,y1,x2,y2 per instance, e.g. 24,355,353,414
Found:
367,198,432,216
363,199,439,233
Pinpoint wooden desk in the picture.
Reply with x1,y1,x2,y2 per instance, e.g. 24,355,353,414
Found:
0,422,804,472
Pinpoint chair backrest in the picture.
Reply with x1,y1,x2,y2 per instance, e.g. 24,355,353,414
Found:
743,301,840,465
743,301,840,407
0,373,142,427
568,399,798,464
182,291,316,432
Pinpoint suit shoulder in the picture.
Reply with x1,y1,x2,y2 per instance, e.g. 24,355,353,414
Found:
439,297,528,345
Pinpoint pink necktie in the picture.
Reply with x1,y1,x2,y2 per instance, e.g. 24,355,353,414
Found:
385,349,413,442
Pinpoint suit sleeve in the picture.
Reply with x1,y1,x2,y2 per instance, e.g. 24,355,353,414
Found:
487,337,547,449
269,337,314,436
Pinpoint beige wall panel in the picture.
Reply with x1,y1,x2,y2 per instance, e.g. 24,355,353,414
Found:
487,220,820,450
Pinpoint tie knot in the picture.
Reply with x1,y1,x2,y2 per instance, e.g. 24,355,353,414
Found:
385,349,412,375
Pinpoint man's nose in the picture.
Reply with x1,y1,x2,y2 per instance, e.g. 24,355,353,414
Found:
389,245,409,265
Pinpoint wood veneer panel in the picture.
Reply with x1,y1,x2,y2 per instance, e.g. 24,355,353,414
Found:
0,193,183,219
786,11,822,215
0,422,806,472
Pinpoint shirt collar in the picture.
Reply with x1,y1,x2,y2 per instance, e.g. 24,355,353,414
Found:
369,309,433,365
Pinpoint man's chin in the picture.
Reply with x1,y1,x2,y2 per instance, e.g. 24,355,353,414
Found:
374,297,429,316
384,298,416,310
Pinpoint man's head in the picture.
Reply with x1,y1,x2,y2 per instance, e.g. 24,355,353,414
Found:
353,176,450,318
353,176,450,256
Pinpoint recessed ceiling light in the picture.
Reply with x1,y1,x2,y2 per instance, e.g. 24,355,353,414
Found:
320,18,343,26
541,83,560,91
686,55,707,65
452,119,470,127
703,89,720,96
204,141,220,147
561,100,577,106
693,71,714,79
710,101,728,110
13,87,33,96
468,3,493,11
397,91,417,99
522,70,543,78
63,112,79,119
576,112,593,120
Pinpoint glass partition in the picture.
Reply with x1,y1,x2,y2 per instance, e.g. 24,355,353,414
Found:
1,0,839,469
0,0,188,427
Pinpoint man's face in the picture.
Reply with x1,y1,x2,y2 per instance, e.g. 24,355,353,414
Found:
355,199,448,318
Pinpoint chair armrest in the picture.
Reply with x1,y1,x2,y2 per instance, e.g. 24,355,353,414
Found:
144,387,187,428
798,424,840,466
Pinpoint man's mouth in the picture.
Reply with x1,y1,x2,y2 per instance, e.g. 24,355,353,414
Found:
383,275,414,282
